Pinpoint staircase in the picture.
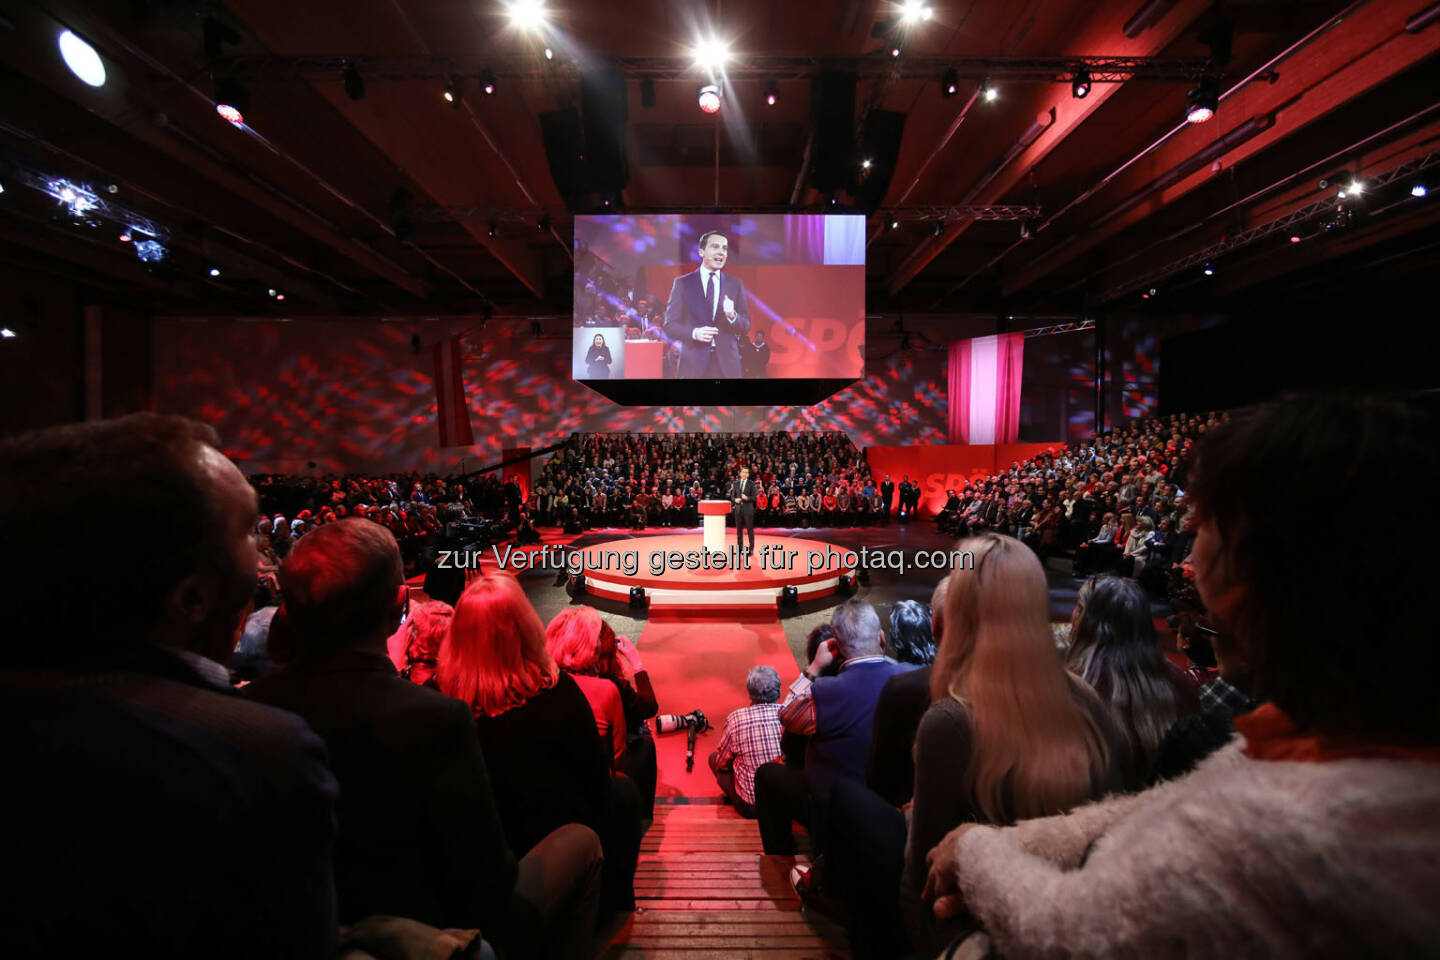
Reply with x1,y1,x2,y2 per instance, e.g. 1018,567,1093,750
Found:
603,801,849,959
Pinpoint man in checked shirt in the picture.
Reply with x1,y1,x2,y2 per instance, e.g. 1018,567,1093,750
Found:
709,666,785,817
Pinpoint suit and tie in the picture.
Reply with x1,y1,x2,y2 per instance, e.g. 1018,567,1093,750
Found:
662,267,751,378
730,476,757,551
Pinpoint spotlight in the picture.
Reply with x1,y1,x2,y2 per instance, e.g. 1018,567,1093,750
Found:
276,293,286,301
58,30,106,88
764,79,779,106
134,239,166,263
982,83,999,102
1185,76,1219,124
861,158,873,170
629,585,647,608
209,266,221,277
215,77,249,126
118,230,132,242
443,76,462,105
890,45,902,58
1289,233,1302,243
941,67,959,98
779,584,798,608
544,47,553,60
888,217,900,229
343,64,365,100
0,328,16,339
480,69,497,95
50,179,98,217
1347,179,1364,196
1072,66,1092,99
900,1,933,24
692,39,731,71
1413,184,1428,198
698,83,721,114
1203,263,1213,276
268,288,277,297
1336,189,1347,199
641,77,656,108
506,0,547,30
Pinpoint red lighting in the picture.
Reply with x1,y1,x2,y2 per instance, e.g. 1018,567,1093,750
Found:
216,103,245,126
1289,234,1302,243
1185,105,1214,124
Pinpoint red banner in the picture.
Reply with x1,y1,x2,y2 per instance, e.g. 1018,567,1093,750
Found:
867,442,1065,517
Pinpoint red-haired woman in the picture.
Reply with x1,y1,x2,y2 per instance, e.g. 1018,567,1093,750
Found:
546,607,659,819
437,572,641,912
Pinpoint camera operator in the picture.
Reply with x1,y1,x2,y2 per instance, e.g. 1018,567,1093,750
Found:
710,666,784,818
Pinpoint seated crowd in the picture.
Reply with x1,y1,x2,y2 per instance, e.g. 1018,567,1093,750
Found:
533,430,894,530
3,392,1436,958
1,414,657,959
706,392,1438,958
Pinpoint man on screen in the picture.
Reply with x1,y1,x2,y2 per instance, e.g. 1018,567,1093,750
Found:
662,230,751,378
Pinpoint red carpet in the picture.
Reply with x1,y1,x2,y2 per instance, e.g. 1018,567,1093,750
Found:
640,612,798,800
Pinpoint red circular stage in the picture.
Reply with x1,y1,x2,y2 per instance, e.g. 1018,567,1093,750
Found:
575,533,856,613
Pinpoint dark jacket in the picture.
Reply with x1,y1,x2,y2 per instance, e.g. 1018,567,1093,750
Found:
2,644,338,959
808,657,919,791
245,649,516,931
662,268,751,378
866,664,933,806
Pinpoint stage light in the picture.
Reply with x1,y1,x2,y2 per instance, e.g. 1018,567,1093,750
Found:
343,64,365,100
215,77,249,126
1203,263,1213,276
59,30,106,88
275,293,286,301
443,77,461,105
888,217,900,229
118,229,132,242
1185,76,1218,124
983,83,999,102
629,586,647,608
0,327,15,338
861,158,873,170
890,45,902,58
1072,66,1092,99
941,68,958,98
1289,233,1302,243
480,69,497,95
900,1,929,24
506,0,547,31
1413,184,1428,197
692,38,731,71
698,83,721,114
1336,189,1347,199
209,266,221,277
1347,179,1364,196
779,584,798,608
487,219,497,238
544,47,553,60
267,288,277,297
49,179,98,218
764,79,779,106
134,239,166,263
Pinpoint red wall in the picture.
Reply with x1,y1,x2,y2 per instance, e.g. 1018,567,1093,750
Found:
867,442,1065,517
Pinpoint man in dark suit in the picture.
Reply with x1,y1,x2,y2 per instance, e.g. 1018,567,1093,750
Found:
662,229,751,378
246,518,602,960
879,475,895,525
731,464,757,555
0,414,338,959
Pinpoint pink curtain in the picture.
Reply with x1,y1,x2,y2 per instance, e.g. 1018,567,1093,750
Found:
433,334,474,448
947,338,972,444
996,332,1025,443
948,333,1024,444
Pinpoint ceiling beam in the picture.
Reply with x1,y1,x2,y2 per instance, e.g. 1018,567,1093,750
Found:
885,0,1215,296
1003,1,1440,295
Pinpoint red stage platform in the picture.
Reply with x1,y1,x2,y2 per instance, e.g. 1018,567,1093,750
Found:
576,533,855,613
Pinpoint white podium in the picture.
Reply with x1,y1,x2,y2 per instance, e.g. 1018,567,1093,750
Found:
698,499,733,553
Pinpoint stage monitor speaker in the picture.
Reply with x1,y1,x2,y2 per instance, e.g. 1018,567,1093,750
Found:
852,109,907,213
539,107,587,211
582,59,629,196
808,71,857,194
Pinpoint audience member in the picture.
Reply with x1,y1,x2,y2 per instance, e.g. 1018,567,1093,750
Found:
386,598,453,686
710,665,785,817
0,414,338,959
1066,576,1200,787
923,392,1440,958
780,622,839,769
246,520,601,958
866,578,948,807
887,599,937,666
